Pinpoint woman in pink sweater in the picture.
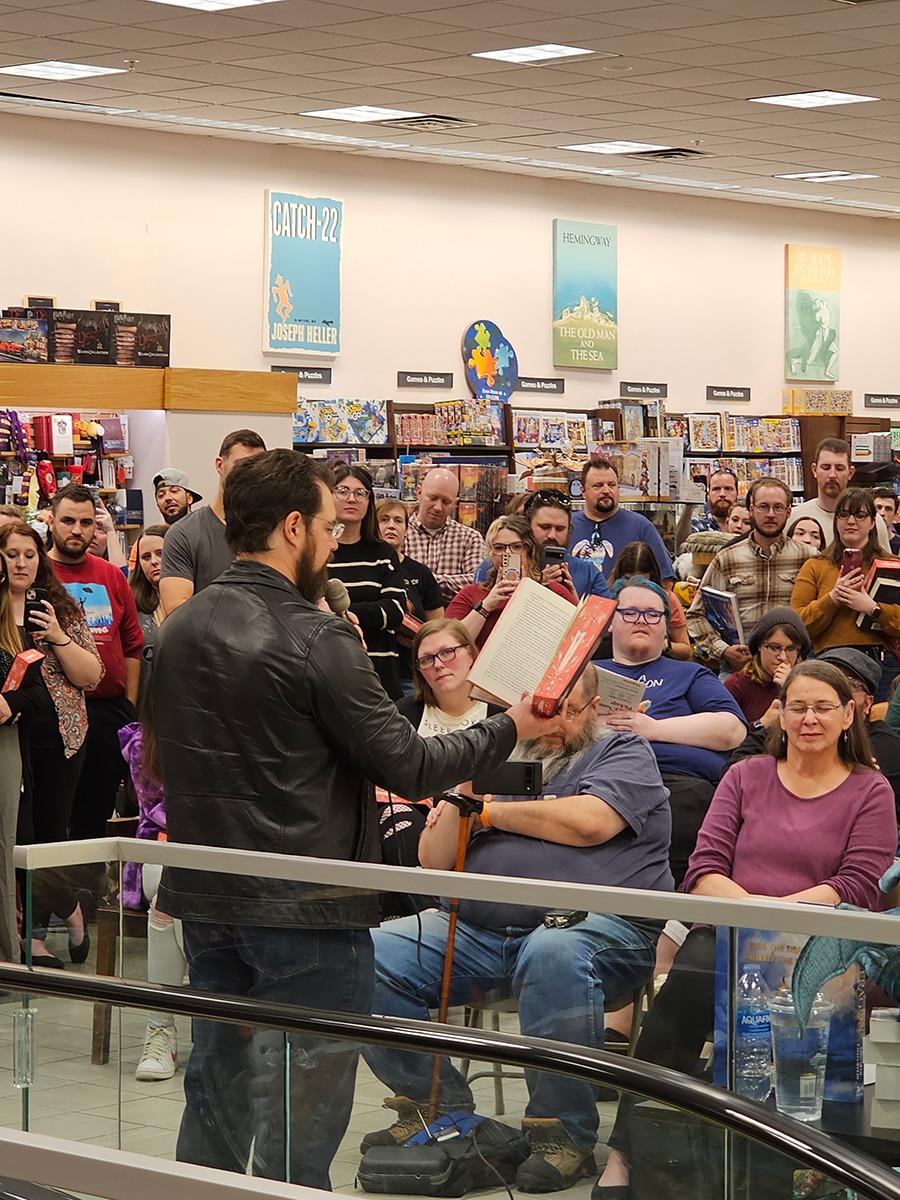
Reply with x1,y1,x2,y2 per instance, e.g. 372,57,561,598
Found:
595,660,897,1200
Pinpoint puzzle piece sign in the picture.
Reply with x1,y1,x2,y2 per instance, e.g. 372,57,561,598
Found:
462,319,518,403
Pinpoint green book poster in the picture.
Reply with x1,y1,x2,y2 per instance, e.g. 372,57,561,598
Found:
785,244,840,381
552,219,618,370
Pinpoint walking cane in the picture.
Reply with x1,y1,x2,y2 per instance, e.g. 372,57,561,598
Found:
427,791,485,1124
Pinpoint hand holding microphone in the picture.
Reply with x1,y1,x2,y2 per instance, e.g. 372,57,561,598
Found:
323,578,367,648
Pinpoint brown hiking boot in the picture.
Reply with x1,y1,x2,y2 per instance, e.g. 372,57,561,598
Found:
516,1118,596,1193
360,1096,430,1153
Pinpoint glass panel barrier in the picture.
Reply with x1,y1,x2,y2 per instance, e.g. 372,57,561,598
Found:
11,837,900,1197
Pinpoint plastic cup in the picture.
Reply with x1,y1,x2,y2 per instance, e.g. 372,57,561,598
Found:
770,990,833,1123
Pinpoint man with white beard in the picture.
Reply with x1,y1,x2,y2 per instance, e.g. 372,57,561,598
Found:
362,664,673,1194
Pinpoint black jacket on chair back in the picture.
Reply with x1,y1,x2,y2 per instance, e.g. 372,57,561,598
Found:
153,560,516,929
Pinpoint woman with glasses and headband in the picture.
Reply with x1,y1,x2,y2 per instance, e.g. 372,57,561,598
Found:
595,659,896,1200
328,463,408,700
723,607,811,725
791,486,900,703
601,577,746,887
447,514,575,648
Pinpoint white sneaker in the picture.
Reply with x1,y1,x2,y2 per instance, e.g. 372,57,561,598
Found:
135,1024,177,1081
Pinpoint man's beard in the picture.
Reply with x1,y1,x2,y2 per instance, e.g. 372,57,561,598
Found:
295,541,329,604
750,513,787,540
51,531,86,562
515,713,605,784
163,506,188,525
594,496,616,516
709,497,733,520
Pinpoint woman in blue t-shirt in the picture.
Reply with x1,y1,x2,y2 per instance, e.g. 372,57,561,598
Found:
599,576,747,886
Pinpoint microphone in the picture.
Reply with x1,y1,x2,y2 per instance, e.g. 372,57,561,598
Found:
324,578,352,621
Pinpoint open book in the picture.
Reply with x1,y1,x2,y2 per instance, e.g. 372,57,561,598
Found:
595,665,646,715
700,585,745,647
466,577,616,714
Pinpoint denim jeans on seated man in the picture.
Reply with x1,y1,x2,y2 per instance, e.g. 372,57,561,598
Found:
365,908,658,1151
176,921,373,1190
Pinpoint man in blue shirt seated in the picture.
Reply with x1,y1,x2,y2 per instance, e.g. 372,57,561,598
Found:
361,664,673,1194
475,489,610,600
569,457,674,586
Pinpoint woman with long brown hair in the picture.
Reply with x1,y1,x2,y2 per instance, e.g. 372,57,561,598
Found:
0,520,103,966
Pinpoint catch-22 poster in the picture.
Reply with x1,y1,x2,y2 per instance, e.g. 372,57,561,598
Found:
264,191,342,355
552,219,618,370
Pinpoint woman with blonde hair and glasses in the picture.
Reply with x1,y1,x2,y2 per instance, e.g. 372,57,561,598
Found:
447,514,575,648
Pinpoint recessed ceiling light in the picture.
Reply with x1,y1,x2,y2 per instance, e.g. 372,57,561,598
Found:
749,90,879,108
472,44,595,64
142,0,286,9
775,170,879,182
561,140,673,155
302,105,426,123
0,60,126,80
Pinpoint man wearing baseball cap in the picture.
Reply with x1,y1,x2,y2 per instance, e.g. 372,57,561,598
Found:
153,468,202,526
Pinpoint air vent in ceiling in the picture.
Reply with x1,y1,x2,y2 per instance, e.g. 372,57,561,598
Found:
375,114,479,132
624,147,712,161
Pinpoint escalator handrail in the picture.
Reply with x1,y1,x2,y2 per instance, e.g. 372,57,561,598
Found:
2,963,900,1200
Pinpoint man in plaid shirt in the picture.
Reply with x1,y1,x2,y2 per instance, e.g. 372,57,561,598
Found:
403,468,486,605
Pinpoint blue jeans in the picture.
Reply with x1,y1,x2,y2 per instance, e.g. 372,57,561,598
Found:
364,911,657,1152
177,921,374,1190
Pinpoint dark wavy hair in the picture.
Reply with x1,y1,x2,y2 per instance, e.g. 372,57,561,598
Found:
129,524,169,614
765,660,874,771
332,462,379,543
608,541,662,588
224,450,333,554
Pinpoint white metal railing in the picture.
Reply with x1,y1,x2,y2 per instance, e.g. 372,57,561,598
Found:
14,836,900,945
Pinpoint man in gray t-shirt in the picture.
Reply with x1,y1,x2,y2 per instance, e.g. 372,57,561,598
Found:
159,428,266,617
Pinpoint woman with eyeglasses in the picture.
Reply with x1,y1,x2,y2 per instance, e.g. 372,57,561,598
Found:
447,515,575,649
375,619,501,916
595,659,896,1200
600,577,746,887
722,607,811,725
328,462,408,700
791,486,900,702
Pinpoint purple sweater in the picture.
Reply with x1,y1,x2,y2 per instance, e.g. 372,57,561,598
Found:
683,756,896,910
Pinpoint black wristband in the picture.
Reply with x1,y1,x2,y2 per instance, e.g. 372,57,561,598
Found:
49,638,72,647
473,601,487,617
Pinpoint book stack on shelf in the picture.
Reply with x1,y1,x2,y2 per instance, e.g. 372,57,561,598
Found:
680,412,804,497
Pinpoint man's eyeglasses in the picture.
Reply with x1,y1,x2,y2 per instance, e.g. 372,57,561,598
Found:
526,489,571,511
564,701,592,723
313,516,344,539
617,607,666,625
783,702,845,717
416,645,462,671
835,509,873,522
760,642,799,657
751,503,788,515
333,485,369,502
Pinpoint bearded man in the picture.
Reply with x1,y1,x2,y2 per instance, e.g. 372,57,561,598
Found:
361,663,674,1194
152,448,560,1191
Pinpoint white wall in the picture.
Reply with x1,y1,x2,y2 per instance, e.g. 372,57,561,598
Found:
3,109,900,486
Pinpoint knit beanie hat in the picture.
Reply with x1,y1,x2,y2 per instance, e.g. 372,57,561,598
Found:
747,607,812,658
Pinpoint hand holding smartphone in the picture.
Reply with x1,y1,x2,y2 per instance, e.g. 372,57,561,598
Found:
501,551,521,582
840,548,862,576
24,588,50,632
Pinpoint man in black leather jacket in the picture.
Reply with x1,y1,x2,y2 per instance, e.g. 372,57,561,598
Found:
152,448,564,1190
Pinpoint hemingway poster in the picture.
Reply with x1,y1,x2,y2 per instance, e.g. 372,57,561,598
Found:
264,191,342,355
785,244,840,382
552,219,618,370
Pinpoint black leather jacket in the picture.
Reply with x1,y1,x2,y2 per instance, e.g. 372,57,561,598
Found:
154,561,516,928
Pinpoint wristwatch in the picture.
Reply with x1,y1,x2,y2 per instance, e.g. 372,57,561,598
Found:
873,604,883,621
473,600,488,617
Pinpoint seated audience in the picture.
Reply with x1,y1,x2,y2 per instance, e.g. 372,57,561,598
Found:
475,490,612,602
362,664,673,1193
595,661,897,1199
791,486,900,703
328,463,407,700
447,515,575,648
786,514,825,552
600,577,746,885
602,541,691,661
376,499,444,697
723,607,811,725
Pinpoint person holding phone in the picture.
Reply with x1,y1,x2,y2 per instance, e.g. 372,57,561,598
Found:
447,515,575,648
0,520,104,966
791,487,900,702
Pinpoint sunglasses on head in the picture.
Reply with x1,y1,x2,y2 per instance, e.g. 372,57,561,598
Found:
525,489,571,512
